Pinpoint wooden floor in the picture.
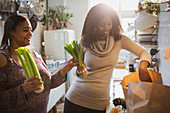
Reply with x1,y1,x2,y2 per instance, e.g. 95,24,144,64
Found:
48,98,64,113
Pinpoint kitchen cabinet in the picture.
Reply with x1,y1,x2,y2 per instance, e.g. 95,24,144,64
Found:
47,64,66,112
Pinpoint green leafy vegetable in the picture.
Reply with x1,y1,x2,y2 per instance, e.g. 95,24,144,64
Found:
64,40,89,76
15,47,44,93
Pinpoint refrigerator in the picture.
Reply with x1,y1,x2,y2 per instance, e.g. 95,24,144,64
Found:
44,29,75,61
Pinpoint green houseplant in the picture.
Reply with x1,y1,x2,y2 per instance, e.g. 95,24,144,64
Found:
43,8,58,30
56,5,74,27
43,5,74,30
142,0,160,16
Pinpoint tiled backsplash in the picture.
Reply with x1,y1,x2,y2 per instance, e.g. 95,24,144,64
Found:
157,6,170,86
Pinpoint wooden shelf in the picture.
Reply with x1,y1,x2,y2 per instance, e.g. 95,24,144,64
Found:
136,41,158,48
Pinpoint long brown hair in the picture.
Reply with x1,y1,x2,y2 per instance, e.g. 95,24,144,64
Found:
81,3,123,49
0,14,27,49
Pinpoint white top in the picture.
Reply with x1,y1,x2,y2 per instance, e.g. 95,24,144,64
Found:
65,35,151,110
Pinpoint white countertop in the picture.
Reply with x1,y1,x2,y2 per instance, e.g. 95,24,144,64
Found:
112,69,132,80
110,69,131,98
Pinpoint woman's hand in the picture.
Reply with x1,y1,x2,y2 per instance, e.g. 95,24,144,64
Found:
60,58,78,78
22,76,44,94
76,61,89,76
77,61,86,72
139,60,152,82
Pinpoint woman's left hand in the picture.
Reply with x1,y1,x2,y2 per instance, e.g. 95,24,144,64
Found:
60,58,78,78
138,60,152,82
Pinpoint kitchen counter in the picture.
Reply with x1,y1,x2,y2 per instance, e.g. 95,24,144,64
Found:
112,69,131,81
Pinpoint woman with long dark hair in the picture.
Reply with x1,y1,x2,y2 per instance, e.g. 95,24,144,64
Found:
0,14,77,113
64,3,151,113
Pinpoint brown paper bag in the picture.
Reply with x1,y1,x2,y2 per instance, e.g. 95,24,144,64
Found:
121,69,162,100
121,70,170,113
127,82,170,113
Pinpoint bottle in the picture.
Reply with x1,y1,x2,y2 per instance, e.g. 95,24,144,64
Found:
45,55,54,71
45,55,51,69
129,64,135,72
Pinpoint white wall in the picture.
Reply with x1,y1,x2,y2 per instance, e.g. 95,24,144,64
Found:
28,22,44,52
157,4,170,86
48,0,66,8
66,0,89,41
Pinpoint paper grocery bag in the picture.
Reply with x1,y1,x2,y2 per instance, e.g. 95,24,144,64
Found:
121,69,162,100
121,70,170,113
127,82,170,113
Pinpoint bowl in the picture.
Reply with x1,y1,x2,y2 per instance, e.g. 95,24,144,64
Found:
137,27,155,34
134,11,157,30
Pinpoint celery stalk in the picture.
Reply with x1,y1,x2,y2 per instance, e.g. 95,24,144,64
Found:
25,48,44,93
64,40,89,76
15,49,31,78
15,47,44,93
78,44,83,66
19,48,34,77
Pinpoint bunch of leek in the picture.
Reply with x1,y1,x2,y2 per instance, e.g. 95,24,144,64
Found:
64,40,89,76
15,47,44,93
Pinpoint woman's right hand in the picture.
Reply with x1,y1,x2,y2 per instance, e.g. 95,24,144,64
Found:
22,76,44,94
77,61,86,72
139,60,152,82
76,61,89,76
60,58,78,78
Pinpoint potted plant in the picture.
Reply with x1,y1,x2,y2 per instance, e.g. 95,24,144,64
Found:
141,0,160,16
56,5,74,28
43,8,58,30
43,5,74,30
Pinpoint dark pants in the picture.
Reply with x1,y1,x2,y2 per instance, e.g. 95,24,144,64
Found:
64,98,106,113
